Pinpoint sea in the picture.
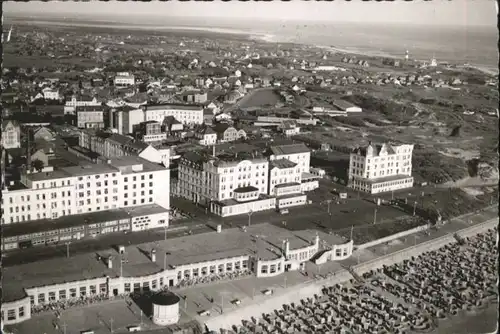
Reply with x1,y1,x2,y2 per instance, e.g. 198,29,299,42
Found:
7,14,499,72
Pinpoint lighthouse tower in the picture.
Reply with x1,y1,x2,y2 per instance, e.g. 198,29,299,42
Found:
405,50,409,61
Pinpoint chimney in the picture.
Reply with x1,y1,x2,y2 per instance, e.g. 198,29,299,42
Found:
107,256,113,269
151,249,156,262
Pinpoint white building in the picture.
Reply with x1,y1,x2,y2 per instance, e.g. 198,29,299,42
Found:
1,120,21,149
1,224,353,326
1,156,169,226
76,106,106,129
348,142,414,194
142,104,204,125
178,151,274,217
332,100,362,113
114,72,135,86
42,88,60,101
269,143,311,174
64,95,101,115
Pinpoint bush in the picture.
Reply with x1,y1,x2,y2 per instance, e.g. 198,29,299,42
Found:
332,116,367,127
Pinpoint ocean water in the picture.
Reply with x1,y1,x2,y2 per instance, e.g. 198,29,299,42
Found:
8,14,498,70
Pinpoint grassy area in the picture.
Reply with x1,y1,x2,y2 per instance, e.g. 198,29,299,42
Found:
419,187,498,221
335,216,426,245
238,89,282,108
412,148,469,184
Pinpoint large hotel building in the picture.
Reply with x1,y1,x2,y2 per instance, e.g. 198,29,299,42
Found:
348,142,414,194
1,156,170,250
177,143,320,217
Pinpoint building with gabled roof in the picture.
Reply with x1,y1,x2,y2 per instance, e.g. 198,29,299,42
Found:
349,141,414,194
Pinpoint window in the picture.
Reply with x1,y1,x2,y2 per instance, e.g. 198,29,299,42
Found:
59,290,66,300
7,309,16,321
261,265,268,274
48,291,56,301
90,285,97,294
124,283,131,293
38,293,45,304
18,306,25,318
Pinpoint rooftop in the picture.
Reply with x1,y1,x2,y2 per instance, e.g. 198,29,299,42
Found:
270,158,297,169
270,143,310,156
143,103,203,111
332,99,358,111
2,223,345,303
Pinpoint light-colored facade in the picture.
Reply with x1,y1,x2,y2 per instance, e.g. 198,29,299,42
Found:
42,89,60,100
64,96,101,114
1,156,169,226
143,104,204,125
1,120,21,149
114,72,135,86
270,143,311,174
1,226,353,326
348,142,414,194
76,106,106,129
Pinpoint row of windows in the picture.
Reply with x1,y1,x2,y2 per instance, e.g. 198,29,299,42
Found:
177,260,249,279
77,173,117,181
261,262,281,274
124,198,153,206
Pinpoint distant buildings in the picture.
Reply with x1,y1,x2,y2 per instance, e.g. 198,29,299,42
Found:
76,106,107,129
114,72,135,87
348,142,414,194
64,95,101,115
42,88,60,101
1,120,21,149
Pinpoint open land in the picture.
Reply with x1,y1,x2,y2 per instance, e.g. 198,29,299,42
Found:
2,15,498,334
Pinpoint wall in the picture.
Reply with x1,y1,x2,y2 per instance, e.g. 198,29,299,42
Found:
204,217,497,332
356,224,430,250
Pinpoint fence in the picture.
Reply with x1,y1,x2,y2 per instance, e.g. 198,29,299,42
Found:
356,224,430,250
205,216,498,332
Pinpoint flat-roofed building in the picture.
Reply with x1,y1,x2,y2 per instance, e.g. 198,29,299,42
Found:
64,95,101,115
0,223,353,326
1,157,169,227
76,106,106,129
348,141,414,194
142,103,204,125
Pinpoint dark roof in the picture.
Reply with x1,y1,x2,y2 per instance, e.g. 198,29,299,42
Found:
332,100,358,110
234,186,259,193
213,123,231,134
143,103,203,111
151,292,180,306
2,209,131,238
270,143,310,155
270,158,297,169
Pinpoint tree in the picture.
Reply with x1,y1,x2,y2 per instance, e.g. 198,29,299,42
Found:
31,159,45,172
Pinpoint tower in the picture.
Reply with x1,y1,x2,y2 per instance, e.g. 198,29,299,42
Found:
405,50,409,61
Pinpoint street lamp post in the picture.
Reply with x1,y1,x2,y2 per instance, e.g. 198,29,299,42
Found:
373,208,377,225
110,318,114,334
65,242,71,258
413,201,417,216
326,199,332,214
164,225,168,241
247,210,254,227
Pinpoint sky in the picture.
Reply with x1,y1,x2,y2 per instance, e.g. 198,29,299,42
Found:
4,0,497,27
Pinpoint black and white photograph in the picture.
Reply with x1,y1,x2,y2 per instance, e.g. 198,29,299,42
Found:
1,1,498,334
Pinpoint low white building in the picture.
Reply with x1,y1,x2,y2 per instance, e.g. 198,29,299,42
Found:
143,103,204,125
65,95,101,115
1,224,352,326
348,142,414,194
332,100,362,113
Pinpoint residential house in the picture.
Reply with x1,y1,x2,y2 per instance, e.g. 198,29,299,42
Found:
213,124,246,143
279,120,300,137
42,88,60,100
197,127,217,146
182,91,208,104
33,127,55,142
114,72,135,87
1,120,21,149
163,116,184,136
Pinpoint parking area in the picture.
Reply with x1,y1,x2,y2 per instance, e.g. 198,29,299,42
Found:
5,299,160,334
